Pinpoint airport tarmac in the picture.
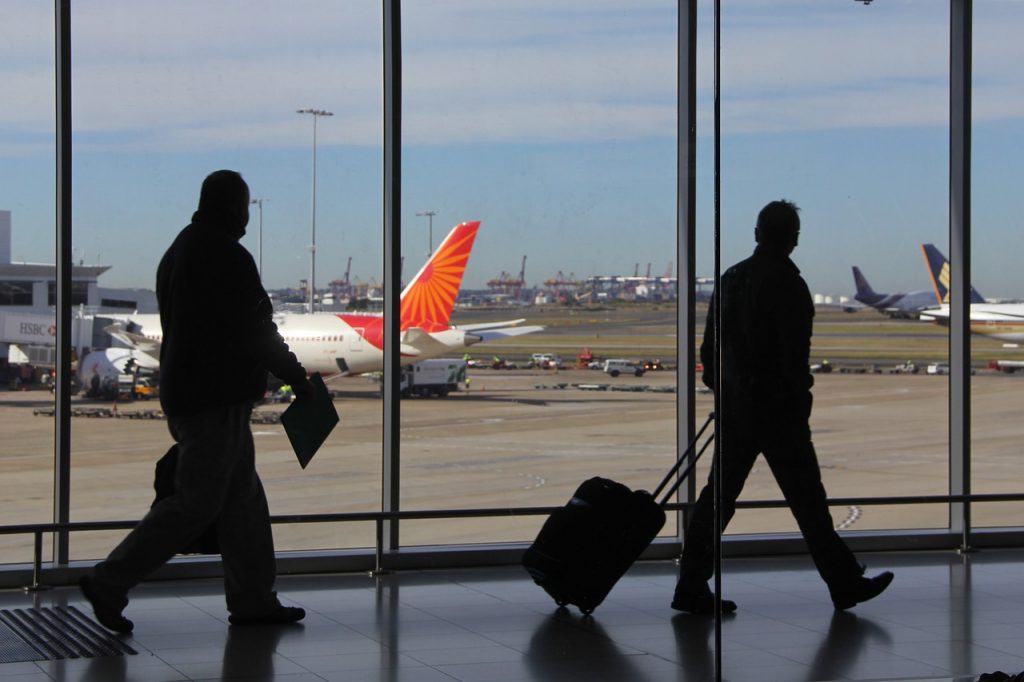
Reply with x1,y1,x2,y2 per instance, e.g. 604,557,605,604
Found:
2,367,1024,565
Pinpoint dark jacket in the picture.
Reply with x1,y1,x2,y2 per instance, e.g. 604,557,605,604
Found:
700,244,814,407
156,213,307,416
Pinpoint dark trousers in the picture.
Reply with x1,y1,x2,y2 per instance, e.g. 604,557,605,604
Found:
677,400,862,593
93,404,280,616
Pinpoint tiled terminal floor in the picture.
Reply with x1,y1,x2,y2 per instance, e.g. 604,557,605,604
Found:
2,550,1023,681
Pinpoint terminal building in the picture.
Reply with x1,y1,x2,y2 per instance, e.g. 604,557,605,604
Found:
0,210,156,379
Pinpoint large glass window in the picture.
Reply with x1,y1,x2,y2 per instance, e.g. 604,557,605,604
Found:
69,1,383,560
0,282,34,306
971,0,1024,528
400,1,680,546
705,0,951,538
0,1,57,564
47,281,88,306
4,0,1022,584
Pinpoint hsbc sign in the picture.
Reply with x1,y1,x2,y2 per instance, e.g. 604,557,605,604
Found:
3,314,59,344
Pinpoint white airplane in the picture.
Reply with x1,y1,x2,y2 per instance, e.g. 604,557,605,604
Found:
82,221,543,382
918,243,1024,343
920,304,1024,343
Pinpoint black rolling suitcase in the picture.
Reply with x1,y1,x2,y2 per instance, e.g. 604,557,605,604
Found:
522,413,714,614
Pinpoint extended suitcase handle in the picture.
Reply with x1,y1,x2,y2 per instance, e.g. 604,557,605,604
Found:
652,412,714,507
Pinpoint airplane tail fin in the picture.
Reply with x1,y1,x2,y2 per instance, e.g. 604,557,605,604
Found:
400,221,480,332
921,243,986,305
922,244,951,304
852,266,876,298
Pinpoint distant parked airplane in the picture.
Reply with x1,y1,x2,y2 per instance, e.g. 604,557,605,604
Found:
920,244,986,305
851,266,937,318
84,221,543,383
919,243,1024,343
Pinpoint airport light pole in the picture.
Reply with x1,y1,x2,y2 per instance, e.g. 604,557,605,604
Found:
249,198,267,280
416,210,437,257
297,107,333,313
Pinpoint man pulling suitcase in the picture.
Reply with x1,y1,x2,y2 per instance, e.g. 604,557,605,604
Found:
673,200,893,614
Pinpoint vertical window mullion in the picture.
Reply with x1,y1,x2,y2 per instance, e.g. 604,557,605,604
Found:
949,0,972,546
676,0,699,535
381,0,402,559
53,0,72,567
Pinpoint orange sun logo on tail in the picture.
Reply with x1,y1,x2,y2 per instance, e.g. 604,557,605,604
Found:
400,221,480,332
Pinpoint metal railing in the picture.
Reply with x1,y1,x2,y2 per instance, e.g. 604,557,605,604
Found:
6,490,1024,592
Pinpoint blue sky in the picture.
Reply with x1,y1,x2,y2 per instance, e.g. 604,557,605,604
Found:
0,0,1021,299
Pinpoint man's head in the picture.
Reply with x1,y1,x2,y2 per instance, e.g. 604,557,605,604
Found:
197,170,250,239
754,199,800,254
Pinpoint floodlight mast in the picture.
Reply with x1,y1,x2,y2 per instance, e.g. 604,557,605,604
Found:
296,108,334,313
416,210,438,257
249,198,267,279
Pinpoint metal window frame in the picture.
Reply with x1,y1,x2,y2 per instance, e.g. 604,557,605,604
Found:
54,0,73,567
381,0,402,565
949,0,972,551
676,0,699,539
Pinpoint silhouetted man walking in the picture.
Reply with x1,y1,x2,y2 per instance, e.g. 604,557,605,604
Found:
672,200,893,614
81,170,314,632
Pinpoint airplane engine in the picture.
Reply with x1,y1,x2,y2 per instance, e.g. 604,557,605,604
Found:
427,329,483,348
78,348,159,391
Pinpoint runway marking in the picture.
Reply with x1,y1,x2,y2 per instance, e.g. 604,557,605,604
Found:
500,470,547,490
836,505,862,530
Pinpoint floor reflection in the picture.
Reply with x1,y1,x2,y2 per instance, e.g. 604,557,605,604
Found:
805,611,892,681
526,609,650,681
5,552,1024,681
670,612,716,680
220,621,293,679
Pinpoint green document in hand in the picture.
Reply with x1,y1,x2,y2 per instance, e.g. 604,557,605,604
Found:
280,373,339,469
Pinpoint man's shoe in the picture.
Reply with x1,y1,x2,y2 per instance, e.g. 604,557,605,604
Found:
79,576,133,634
228,605,305,626
671,587,737,615
831,571,894,610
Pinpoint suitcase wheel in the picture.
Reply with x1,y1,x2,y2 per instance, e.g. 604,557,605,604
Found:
555,600,568,608
580,607,594,616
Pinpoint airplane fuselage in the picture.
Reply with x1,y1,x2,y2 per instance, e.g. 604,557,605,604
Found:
922,303,1024,343
120,312,481,377
89,222,542,383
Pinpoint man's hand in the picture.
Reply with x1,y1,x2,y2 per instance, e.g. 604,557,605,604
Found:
292,376,316,402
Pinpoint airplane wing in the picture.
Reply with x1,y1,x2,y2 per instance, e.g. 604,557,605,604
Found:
456,318,528,332
400,327,450,357
472,325,546,341
104,324,161,355
401,321,544,354
452,318,544,341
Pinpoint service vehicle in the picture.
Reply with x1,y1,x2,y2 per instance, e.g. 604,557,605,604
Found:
133,376,159,400
603,359,645,377
989,359,1024,374
116,374,135,401
529,353,562,369
926,361,975,375
889,361,919,374
400,358,467,398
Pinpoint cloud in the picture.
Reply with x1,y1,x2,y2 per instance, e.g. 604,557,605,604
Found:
0,0,1022,156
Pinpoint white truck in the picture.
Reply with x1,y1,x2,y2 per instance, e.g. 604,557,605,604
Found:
400,358,467,398
529,353,562,369
603,358,645,377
